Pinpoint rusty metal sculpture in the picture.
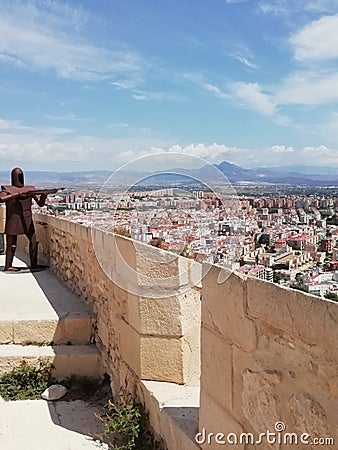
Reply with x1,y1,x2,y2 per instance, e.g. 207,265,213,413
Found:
0,168,57,271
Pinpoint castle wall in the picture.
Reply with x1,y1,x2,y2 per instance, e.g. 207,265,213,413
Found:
25,214,338,449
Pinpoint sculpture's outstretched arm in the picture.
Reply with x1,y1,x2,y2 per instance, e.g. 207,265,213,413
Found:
33,194,47,207
0,191,20,203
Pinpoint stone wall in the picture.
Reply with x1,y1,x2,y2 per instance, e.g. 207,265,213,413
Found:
200,265,338,449
30,213,201,396
17,213,338,449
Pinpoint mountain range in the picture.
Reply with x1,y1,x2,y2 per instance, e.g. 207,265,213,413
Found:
0,162,338,187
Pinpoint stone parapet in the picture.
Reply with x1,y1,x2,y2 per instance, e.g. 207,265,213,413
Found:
32,213,201,391
200,265,338,448
26,213,338,449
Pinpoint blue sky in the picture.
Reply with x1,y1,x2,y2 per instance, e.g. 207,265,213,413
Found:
1,0,338,171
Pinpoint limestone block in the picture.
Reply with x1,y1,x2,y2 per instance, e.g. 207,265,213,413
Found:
202,267,257,351
138,296,183,336
52,345,102,378
0,322,13,343
200,327,232,410
138,381,200,450
140,336,185,384
118,319,141,376
127,292,140,331
242,369,281,434
13,320,58,344
199,391,244,450
91,227,106,252
180,289,201,335
246,277,338,354
254,333,338,395
135,245,186,292
182,326,201,387
114,234,137,271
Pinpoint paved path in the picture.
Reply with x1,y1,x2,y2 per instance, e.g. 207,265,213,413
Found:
0,397,108,449
0,255,107,450
0,255,92,321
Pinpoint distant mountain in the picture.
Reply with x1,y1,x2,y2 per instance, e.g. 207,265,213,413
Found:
212,162,338,185
1,162,338,187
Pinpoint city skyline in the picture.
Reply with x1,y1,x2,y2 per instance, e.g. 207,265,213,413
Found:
1,0,338,170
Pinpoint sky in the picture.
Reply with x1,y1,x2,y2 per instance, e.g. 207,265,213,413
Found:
1,0,338,171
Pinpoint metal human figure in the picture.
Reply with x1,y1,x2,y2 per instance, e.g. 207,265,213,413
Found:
0,168,47,271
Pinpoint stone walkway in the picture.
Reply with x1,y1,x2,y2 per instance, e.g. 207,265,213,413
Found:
0,255,107,450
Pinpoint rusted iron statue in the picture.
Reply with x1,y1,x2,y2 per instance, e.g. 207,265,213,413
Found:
0,167,57,271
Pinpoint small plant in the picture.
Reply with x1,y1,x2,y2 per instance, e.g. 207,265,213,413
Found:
0,359,53,400
95,400,166,450
95,400,141,450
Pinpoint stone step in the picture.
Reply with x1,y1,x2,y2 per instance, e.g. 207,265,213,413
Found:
139,380,200,450
0,255,96,346
0,313,95,345
0,344,103,379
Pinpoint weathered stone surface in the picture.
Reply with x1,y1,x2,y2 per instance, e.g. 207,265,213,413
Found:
183,326,201,387
139,381,200,450
31,213,338,450
247,276,338,354
138,296,183,336
199,391,244,450
180,290,201,335
200,328,232,411
0,344,102,378
118,319,140,376
34,213,201,388
242,369,280,434
202,267,257,352
141,336,184,384
0,322,13,343
289,393,329,438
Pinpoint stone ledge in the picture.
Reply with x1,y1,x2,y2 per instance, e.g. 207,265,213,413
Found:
138,380,200,450
246,276,338,352
0,344,103,378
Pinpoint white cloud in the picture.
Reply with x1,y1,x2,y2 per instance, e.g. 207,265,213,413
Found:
259,0,338,15
226,42,258,70
291,15,338,61
202,82,229,99
0,0,142,82
299,145,338,166
233,55,258,70
269,145,295,153
1,118,338,170
276,72,338,105
230,82,277,115
230,82,290,125
0,119,19,130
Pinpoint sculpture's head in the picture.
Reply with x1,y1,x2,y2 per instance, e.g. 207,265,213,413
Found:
11,167,24,187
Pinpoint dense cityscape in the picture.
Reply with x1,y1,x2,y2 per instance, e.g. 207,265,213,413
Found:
34,182,338,301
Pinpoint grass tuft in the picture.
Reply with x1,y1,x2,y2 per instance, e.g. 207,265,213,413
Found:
0,359,53,400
